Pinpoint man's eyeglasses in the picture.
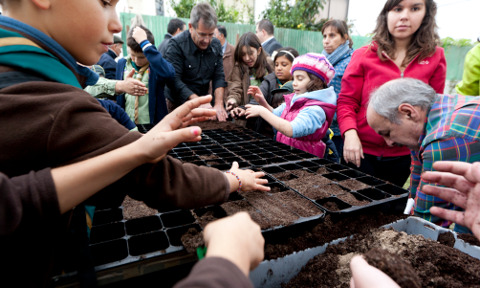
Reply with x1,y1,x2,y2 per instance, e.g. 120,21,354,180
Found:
193,29,214,40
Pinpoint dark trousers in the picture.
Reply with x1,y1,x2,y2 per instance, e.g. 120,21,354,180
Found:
346,153,411,187
332,135,344,161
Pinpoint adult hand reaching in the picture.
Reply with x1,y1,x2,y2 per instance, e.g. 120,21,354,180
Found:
213,103,228,122
422,161,480,240
343,129,364,168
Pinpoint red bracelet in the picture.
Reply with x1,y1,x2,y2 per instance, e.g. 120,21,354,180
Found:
225,171,242,192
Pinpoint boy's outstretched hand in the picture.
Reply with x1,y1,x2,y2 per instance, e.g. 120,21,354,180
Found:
135,96,216,163
422,161,480,240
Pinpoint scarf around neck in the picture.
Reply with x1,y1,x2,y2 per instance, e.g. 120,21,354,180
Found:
0,16,98,88
322,40,352,66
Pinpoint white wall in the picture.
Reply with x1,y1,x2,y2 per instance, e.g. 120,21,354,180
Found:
317,0,349,20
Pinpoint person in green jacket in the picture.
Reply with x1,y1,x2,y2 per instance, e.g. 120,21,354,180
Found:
456,43,480,96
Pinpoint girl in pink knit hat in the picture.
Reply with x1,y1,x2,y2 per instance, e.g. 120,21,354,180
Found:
245,53,337,158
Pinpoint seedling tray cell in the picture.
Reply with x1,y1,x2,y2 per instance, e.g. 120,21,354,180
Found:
316,197,352,212
125,216,162,235
356,175,386,186
325,163,350,171
128,231,170,256
278,163,303,171
356,187,391,201
166,224,202,246
160,210,196,228
90,239,129,267
92,207,123,226
339,169,366,178
90,222,125,244
321,172,349,182
377,183,409,196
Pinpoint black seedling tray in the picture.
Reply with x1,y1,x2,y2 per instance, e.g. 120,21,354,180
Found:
262,159,409,216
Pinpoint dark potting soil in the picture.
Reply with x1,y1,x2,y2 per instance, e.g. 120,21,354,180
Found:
273,190,324,218
121,195,158,220
198,154,219,160
338,179,371,191
457,233,480,247
196,120,243,131
437,231,456,247
284,226,480,288
180,228,204,253
335,192,370,206
314,166,330,174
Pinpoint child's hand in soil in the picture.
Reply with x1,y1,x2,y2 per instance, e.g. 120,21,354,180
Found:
350,255,400,288
230,107,246,119
226,98,238,112
203,212,264,276
226,161,270,193
244,104,268,119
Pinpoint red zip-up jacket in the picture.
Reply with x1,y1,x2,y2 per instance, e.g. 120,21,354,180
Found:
337,42,446,157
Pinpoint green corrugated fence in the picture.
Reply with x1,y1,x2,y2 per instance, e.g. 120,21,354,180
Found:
119,13,471,82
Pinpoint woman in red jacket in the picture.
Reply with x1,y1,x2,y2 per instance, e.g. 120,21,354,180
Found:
337,0,446,186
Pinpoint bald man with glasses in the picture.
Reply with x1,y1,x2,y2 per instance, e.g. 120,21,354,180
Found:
164,2,228,121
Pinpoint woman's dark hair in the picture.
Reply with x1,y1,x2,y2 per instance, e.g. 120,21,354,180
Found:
321,19,353,48
372,0,439,66
306,73,327,92
233,32,273,80
272,47,299,63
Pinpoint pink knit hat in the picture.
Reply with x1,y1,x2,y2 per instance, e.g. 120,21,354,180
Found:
291,53,335,85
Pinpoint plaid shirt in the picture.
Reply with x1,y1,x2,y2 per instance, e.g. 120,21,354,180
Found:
410,94,480,226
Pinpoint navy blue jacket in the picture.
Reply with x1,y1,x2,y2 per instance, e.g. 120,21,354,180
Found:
115,42,175,125
97,49,117,79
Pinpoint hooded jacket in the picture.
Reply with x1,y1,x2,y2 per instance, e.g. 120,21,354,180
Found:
275,86,337,157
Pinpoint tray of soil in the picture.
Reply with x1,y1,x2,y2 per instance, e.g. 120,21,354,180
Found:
262,161,409,217
250,216,480,287
191,184,326,233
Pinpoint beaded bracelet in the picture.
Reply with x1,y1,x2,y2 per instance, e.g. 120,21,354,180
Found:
225,171,242,192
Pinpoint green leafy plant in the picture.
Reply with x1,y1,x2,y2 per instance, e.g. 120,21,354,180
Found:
441,37,473,48
169,0,253,24
261,0,326,31
169,0,196,18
